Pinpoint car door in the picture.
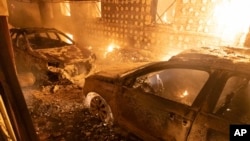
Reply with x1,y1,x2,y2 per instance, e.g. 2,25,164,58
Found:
188,74,250,141
117,68,210,141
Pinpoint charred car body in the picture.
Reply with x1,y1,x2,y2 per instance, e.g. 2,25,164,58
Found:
10,27,96,87
83,46,250,141
105,47,153,62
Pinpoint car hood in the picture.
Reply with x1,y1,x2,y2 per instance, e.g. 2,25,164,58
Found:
93,62,149,78
35,45,90,63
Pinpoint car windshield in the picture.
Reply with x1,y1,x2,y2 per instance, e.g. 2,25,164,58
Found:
26,31,74,49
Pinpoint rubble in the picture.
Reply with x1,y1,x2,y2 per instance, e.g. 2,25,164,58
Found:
22,85,141,141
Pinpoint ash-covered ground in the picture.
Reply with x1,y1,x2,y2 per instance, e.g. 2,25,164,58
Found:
22,84,141,141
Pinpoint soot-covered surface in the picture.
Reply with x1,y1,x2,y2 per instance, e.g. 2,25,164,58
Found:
23,85,141,141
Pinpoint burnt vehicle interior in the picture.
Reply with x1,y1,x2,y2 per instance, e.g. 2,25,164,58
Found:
133,68,209,106
1,0,250,140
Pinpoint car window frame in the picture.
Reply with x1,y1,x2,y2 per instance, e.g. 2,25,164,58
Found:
132,68,210,106
56,31,75,45
121,63,213,108
16,33,28,50
26,30,74,49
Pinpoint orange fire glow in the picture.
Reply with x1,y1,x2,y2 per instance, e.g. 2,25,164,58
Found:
104,43,120,58
180,90,189,98
60,3,71,17
213,0,250,44
162,12,169,24
160,49,183,61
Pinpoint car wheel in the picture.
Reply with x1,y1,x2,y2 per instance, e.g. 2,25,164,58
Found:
84,92,114,125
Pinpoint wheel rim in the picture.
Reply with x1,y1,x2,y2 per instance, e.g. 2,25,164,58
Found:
89,96,111,123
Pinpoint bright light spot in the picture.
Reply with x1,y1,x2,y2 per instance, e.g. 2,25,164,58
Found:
60,3,71,17
88,46,93,50
213,0,250,44
162,12,169,24
107,44,115,52
180,90,189,98
160,49,182,61
66,33,73,40
157,0,176,24
104,43,120,58
65,33,73,44
161,55,173,61
96,2,102,18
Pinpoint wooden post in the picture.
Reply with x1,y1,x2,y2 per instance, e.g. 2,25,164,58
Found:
0,7,38,141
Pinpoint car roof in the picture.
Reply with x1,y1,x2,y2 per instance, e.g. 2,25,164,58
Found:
9,27,61,34
92,46,250,79
169,46,250,74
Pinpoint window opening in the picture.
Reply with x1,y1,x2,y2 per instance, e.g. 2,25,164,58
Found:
60,2,71,16
156,0,176,24
17,34,27,50
213,76,250,122
133,68,209,106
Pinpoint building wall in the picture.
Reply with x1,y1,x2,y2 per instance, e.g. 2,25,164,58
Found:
7,0,248,60
76,0,246,59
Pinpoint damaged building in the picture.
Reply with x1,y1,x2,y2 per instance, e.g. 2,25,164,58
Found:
1,0,250,140
7,0,250,60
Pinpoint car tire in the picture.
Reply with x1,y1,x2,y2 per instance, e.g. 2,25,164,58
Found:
84,92,114,125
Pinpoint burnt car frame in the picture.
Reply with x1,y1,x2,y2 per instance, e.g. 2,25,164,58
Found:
83,47,250,141
105,46,154,62
10,27,95,87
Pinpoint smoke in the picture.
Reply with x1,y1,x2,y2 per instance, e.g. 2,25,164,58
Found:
7,0,42,27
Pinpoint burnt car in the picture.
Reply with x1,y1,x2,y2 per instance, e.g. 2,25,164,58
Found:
10,27,96,87
105,47,153,62
83,46,250,141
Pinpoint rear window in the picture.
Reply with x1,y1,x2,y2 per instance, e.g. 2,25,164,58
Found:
26,31,73,49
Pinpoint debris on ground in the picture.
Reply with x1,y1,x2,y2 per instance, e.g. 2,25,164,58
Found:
22,85,141,141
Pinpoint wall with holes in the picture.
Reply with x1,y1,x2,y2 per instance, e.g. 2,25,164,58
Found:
7,0,247,59
76,0,247,59
77,0,153,49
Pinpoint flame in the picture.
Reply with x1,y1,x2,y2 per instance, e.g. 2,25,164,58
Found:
213,0,250,43
107,44,115,52
104,43,120,58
